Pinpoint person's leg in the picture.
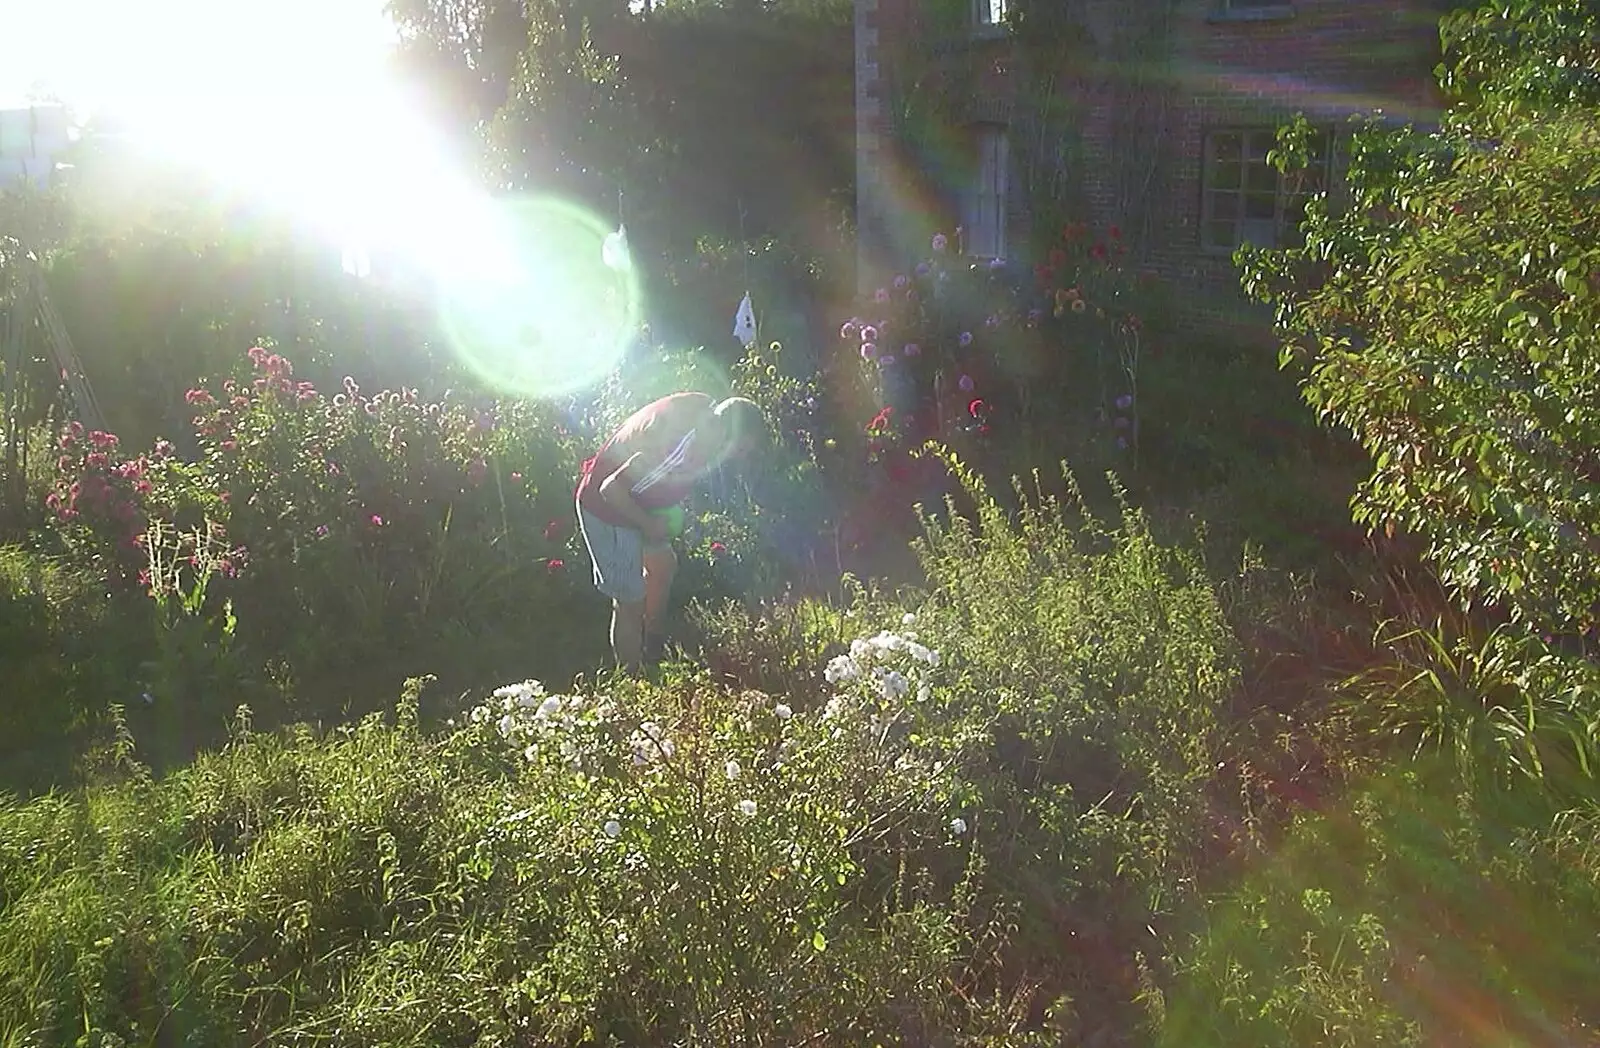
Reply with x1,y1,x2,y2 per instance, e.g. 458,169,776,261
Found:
610,598,646,670
642,541,677,638
577,503,647,670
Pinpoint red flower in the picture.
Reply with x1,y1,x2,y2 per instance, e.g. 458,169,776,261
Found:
547,558,565,573
968,398,986,418
1091,243,1108,260
709,541,727,555
1108,224,1122,240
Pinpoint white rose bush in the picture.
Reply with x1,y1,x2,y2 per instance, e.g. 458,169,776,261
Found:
440,620,988,1043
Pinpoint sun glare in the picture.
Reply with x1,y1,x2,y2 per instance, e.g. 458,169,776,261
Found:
4,0,641,398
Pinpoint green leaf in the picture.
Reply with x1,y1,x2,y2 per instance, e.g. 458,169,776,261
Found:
812,930,828,952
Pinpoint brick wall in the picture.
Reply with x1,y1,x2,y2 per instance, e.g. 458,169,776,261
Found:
1099,0,1445,330
858,0,1447,330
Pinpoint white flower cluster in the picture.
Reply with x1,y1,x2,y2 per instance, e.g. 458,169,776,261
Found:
823,614,940,705
462,679,616,771
629,720,676,765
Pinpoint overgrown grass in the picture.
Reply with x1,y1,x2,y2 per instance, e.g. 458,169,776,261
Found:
1163,761,1600,1047
0,673,1005,1047
6,448,1600,1047
0,545,152,795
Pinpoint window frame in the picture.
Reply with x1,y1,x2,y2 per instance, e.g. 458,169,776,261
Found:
1199,125,1333,255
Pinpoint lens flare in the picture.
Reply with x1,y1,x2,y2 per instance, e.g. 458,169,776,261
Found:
435,196,642,399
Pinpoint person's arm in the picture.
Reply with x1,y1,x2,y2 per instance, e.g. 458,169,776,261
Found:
599,452,669,540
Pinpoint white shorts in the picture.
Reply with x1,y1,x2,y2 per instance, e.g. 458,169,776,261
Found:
576,500,646,604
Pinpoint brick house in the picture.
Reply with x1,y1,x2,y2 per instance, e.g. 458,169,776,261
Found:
854,0,1450,326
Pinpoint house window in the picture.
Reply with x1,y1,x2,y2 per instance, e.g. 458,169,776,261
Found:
1201,126,1330,252
974,0,1007,31
962,125,1008,259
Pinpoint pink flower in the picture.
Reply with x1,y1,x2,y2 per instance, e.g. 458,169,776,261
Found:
968,398,986,418
932,233,948,252
893,274,909,289
860,325,878,343
370,514,385,527
840,320,859,340
710,541,727,555
185,388,214,405
510,472,523,483
958,374,975,392
874,287,890,303
547,558,565,573
861,343,878,360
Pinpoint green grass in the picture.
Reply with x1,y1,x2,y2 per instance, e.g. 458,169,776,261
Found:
6,451,1600,1048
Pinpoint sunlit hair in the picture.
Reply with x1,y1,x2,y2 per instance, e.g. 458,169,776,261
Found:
712,396,765,455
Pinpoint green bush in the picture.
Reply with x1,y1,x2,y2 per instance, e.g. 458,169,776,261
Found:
1241,0,1600,635
0,654,1020,1046
1162,761,1600,1047
690,447,1242,1030
909,450,1237,930
43,346,600,697
0,546,152,795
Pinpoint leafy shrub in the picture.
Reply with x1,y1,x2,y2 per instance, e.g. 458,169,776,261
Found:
1240,0,1600,635
1339,612,1600,805
0,546,153,794
38,345,602,742
0,651,1028,1046
1162,761,1600,1047
690,446,1242,1030
909,450,1237,932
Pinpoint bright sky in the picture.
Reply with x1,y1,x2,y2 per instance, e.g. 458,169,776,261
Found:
0,0,640,397
0,0,400,112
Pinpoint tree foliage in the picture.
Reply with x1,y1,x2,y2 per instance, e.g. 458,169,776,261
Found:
1241,0,1600,635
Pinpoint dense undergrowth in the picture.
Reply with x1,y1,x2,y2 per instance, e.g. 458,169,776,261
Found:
5,450,1597,1046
